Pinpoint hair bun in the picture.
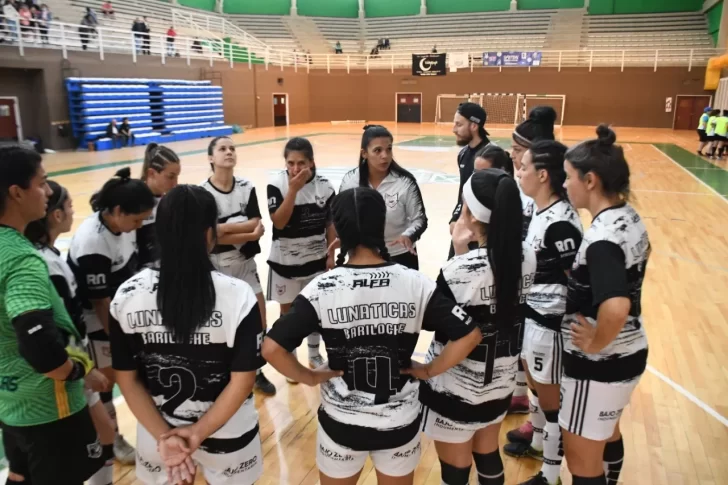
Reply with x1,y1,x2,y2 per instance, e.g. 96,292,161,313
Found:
528,106,557,125
595,124,616,146
115,167,132,181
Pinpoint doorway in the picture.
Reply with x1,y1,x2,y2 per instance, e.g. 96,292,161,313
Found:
674,95,712,130
396,93,422,123
273,93,288,127
0,97,21,141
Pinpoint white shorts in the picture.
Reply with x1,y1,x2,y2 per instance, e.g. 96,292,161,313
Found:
421,406,506,444
559,375,640,441
267,268,321,305
316,425,421,479
135,424,263,485
212,256,262,294
520,319,563,385
88,336,112,369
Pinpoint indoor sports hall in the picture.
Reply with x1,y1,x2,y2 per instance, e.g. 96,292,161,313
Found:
0,1,727,484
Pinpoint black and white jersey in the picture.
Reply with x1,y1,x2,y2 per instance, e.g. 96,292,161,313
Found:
563,203,650,383
267,171,335,279
200,177,262,262
420,244,536,423
525,199,583,331
339,168,427,257
137,196,161,268
68,212,139,334
38,245,86,339
109,268,264,447
265,262,475,451
450,139,490,223
518,182,535,241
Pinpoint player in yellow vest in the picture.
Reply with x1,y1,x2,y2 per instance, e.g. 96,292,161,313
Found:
697,107,712,156
705,110,720,157
711,110,728,159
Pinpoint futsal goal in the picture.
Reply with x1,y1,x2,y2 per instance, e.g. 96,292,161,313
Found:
435,93,566,127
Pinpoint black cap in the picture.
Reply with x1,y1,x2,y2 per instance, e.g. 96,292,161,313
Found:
457,102,489,137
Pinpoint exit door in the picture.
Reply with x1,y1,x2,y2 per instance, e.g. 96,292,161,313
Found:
0,98,20,141
273,94,288,127
397,93,422,123
674,95,712,130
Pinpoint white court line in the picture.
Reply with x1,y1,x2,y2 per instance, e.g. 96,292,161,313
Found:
650,144,728,205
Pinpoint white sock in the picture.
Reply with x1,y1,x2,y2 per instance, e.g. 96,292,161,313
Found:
88,461,114,485
256,368,262,376
530,394,545,452
542,412,563,484
307,333,321,358
514,371,528,397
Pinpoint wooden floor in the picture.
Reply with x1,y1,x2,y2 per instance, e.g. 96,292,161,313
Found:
38,123,728,484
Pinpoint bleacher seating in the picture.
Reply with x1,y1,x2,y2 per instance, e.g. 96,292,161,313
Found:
66,77,232,151
583,12,713,49
226,14,300,51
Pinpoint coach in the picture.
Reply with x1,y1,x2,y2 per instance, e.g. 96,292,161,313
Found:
0,146,105,485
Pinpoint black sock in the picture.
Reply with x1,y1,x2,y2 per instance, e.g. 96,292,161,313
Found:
439,460,470,485
572,474,606,485
473,450,504,485
603,437,624,484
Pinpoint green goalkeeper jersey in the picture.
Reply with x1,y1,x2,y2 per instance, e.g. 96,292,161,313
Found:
0,226,86,427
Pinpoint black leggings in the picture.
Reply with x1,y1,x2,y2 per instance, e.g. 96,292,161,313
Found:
391,251,419,270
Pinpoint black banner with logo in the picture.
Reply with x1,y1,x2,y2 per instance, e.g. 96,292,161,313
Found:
412,54,446,76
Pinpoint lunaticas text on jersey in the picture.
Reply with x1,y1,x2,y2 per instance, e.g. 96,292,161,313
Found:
126,309,222,345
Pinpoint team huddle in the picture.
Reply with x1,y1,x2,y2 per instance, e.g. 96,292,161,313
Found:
0,103,650,485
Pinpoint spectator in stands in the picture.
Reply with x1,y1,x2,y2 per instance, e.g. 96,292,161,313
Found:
307,49,312,64
2,0,20,43
166,25,175,56
79,10,96,51
192,37,202,53
105,119,123,149
432,45,438,53
85,7,97,26
37,4,50,44
335,40,342,54
370,45,379,57
131,17,144,53
17,5,31,41
384,37,390,49
119,118,134,146
101,1,114,19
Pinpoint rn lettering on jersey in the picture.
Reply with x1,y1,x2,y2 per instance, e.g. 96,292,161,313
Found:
554,238,577,254
86,273,106,288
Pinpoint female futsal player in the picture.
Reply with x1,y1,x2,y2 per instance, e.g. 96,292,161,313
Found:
561,125,650,485
697,106,712,156
202,136,275,395
267,137,336,369
24,181,116,485
110,185,264,485
338,125,428,270
262,187,482,485
474,145,515,176
419,169,536,485
508,106,558,417
67,167,155,464
503,141,584,485
138,143,181,267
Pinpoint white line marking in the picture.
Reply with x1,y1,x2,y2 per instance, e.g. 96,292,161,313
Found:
646,364,728,427
650,144,728,205
633,189,714,195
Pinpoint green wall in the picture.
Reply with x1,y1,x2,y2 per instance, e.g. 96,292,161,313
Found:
298,0,359,17
706,0,723,46
366,0,420,17
518,0,583,9
224,0,290,15
588,0,703,14
178,0,215,11
426,0,511,15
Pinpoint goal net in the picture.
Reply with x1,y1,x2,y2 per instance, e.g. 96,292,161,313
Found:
516,94,566,127
435,94,484,123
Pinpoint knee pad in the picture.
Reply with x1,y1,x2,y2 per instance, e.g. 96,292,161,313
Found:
439,459,471,485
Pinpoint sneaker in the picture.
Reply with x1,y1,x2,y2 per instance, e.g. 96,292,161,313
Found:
255,372,277,395
509,395,530,414
519,472,562,485
503,441,543,461
114,434,136,465
506,420,534,444
308,354,326,369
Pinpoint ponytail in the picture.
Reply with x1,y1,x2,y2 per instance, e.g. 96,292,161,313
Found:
90,167,156,214
332,187,390,265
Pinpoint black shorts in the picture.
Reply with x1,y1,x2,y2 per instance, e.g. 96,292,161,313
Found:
1,407,106,485
391,251,419,270
698,129,708,142
1,422,29,477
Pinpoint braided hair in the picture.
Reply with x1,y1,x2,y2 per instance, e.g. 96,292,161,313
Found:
528,140,568,200
140,143,180,182
332,187,390,266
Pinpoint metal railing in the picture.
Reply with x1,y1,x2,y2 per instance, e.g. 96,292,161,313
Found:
0,15,723,73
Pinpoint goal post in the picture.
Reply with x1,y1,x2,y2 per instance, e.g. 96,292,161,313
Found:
435,94,484,123
516,94,566,127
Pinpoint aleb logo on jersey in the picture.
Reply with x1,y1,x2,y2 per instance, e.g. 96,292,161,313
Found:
353,278,390,288
554,238,576,254
87,273,106,287
384,193,399,209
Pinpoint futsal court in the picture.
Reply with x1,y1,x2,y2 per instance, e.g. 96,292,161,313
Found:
20,122,727,485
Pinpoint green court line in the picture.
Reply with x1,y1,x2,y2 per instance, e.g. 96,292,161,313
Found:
653,143,728,197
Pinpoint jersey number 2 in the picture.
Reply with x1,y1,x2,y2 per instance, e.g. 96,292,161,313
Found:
159,367,197,420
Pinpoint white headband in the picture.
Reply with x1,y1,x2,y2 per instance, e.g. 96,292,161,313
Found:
462,176,492,223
